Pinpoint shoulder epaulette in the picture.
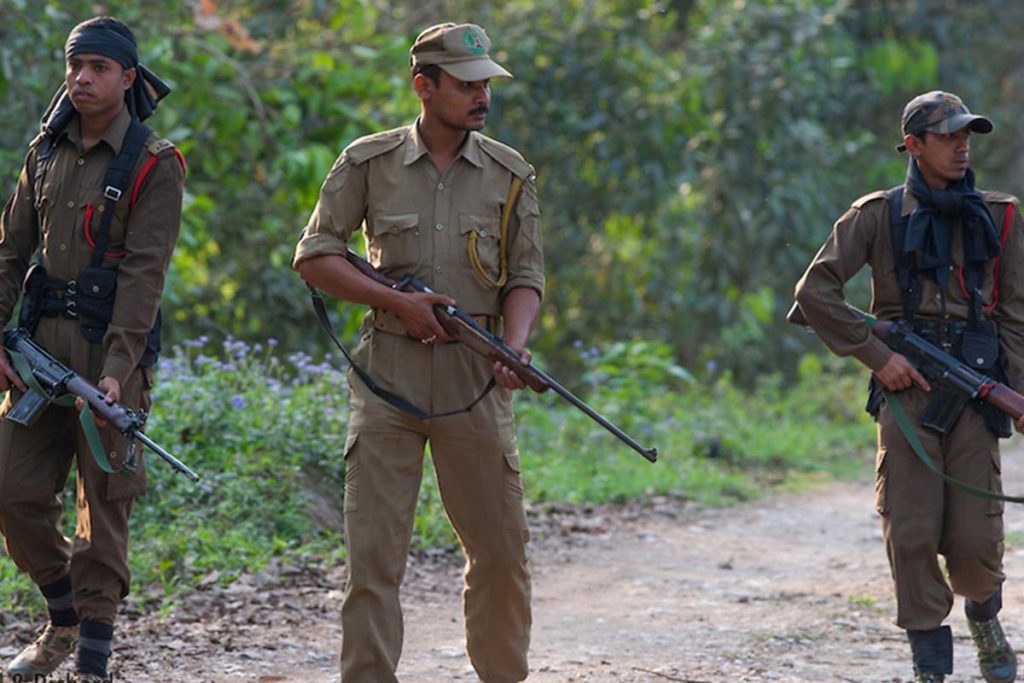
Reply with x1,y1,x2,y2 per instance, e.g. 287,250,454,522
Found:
982,190,1020,206
145,134,177,157
476,134,533,179
851,189,889,210
344,127,409,164
29,132,47,150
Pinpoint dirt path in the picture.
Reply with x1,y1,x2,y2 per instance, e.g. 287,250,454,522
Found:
7,447,1024,682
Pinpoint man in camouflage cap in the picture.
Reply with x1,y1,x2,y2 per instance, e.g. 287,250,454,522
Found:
293,21,543,683
793,90,1024,682
895,90,993,152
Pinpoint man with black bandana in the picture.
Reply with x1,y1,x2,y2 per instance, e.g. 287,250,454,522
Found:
0,16,183,682
793,91,1024,682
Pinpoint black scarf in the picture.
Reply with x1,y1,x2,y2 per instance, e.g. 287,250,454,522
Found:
903,159,1000,292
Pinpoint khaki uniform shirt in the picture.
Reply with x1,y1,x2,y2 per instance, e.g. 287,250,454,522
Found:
0,107,184,385
292,121,545,314
795,186,1024,390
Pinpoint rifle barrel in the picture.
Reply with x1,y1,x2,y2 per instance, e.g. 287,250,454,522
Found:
135,431,201,482
533,366,658,462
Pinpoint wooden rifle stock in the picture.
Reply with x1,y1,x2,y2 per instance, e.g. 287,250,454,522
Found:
344,250,658,462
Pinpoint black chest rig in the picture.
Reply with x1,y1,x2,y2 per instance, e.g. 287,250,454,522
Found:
875,186,1011,436
19,120,162,367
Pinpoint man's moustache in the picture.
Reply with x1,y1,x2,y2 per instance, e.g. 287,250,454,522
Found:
470,106,489,115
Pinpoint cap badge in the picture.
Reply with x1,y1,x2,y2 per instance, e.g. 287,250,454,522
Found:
462,28,486,55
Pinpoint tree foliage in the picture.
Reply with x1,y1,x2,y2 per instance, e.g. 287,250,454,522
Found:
3,0,1024,383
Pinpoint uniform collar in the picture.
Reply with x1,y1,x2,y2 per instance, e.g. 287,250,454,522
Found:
65,106,133,154
405,120,485,168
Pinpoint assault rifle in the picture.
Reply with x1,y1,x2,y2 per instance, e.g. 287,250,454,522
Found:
3,328,200,481
341,250,658,462
787,303,1024,426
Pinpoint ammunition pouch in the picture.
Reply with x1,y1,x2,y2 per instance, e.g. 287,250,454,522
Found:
911,319,1010,437
19,262,161,368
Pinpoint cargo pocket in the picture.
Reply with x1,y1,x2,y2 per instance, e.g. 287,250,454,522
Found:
874,447,889,516
460,213,502,285
368,213,420,273
987,448,1004,516
343,433,360,513
502,451,528,531
104,435,148,502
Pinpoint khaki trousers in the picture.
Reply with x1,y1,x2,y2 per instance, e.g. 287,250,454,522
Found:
0,322,148,624
875,387,1004,631
340,330,531,683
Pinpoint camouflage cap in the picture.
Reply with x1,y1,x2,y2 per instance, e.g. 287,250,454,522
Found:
410,23,512,81
896,90,993,152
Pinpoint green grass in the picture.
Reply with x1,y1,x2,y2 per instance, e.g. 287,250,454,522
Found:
0,338,875,616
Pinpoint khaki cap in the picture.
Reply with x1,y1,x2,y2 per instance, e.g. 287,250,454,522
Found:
896,90,993,152
410,23,512,81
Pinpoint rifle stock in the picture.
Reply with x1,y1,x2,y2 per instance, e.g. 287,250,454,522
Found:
343,249,658,462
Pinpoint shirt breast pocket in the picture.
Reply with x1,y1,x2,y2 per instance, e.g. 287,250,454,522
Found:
368,212,421,273
460,213,503,286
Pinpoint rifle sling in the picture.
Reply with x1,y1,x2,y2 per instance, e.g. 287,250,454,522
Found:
8,349,118,474
884,388,1024,503
309,287,495,420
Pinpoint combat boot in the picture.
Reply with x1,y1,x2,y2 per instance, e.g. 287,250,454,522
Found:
914,669,945,682
6,622,78,678
967,614,1017,683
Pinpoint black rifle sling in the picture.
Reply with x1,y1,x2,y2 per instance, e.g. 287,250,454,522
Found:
309,287,495,420
887,186,920,320
90,120,151,267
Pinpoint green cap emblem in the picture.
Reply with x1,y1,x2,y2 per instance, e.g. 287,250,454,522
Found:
462,28,486,55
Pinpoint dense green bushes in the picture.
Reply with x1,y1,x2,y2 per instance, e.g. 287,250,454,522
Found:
4,2,1024,381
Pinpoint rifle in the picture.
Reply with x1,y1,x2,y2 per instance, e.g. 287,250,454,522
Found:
340,249,658,463
787,303,1024,426
3,328,200,482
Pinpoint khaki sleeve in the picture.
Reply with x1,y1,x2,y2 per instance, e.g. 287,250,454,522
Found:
501,172,545,299
292,152,367,269
101,152,184,385
991,205,1024,390
793,205,892,371
0,149,42,329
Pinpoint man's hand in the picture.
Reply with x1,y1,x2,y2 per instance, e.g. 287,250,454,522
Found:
75,376,121,427
395,291,457,344
0,350,27,393
874,353,931,392
495,346,531,391
1015,414,1024,435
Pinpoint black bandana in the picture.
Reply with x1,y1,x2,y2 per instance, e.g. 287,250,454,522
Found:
903,159,1000,291
65,24,139,68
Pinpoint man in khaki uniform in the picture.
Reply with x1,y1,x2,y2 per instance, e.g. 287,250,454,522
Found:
794,91,1024,683
0,16,183,683
293,22,544,683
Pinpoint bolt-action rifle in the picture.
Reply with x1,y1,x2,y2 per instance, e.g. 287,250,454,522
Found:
788,303,1024,425
340,249,658,462
3,328,200,481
